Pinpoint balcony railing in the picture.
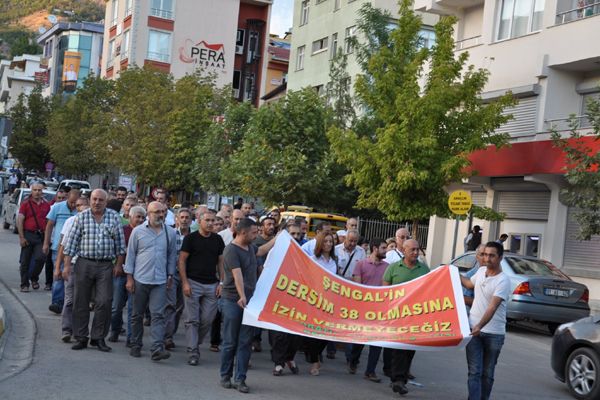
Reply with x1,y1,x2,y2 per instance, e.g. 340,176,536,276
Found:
544,115,595,131
455,35,482,50
556,1,600,24
147,51,169,63
150,8,173,20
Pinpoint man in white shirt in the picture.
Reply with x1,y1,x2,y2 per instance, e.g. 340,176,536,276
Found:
384,228,410,264
155,191,176,227
301,221,332,257
460,241,511,400
218,209,244,246
334,229,365,279
336,218,358,243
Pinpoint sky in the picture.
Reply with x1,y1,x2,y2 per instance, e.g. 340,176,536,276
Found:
270,0,294,37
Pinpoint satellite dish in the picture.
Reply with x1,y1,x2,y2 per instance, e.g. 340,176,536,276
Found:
48,15,58,24
38,26,47,34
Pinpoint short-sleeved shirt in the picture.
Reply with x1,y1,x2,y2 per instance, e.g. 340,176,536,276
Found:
63,208,126,260
383,259,429,285
384,249,404,265
469,267,511,335
253,235,271,267
46,201,77,250
335,244,366,278
180,231,225,284
353,259,388,286
312,255,338,274
19,198,50,232
222,243,258,301
218,228,235,246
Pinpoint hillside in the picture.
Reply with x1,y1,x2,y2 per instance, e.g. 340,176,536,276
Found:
0,0,104,59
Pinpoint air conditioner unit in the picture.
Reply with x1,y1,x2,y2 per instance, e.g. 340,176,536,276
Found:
235,45,244,55
233,88,240,98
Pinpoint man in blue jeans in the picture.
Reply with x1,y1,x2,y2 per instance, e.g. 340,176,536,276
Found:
460,241,510,400
219,218,275,393
44,189,80,313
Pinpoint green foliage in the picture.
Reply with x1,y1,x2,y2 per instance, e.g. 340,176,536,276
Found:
9,85,52,171
222,89,352,210
8,33,41,57
326,50,355,128
0,0,104,25
328,0,514,223
47,74,115,177
551,96,600,240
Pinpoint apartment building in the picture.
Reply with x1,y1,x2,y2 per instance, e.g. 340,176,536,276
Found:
0,55,46,113
287,0,438,95
37,22,104,96
414,0,600,301
101,0,272,106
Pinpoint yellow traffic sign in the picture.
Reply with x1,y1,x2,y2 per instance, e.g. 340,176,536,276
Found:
448,190,472,215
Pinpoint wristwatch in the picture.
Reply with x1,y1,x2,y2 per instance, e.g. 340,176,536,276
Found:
219,281,224,286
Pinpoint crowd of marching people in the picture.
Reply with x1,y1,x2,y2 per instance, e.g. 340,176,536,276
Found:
15,183,510,399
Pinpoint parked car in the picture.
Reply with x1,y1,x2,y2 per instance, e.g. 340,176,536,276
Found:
551,316,600,400
450,252,590,333
1,188,56,233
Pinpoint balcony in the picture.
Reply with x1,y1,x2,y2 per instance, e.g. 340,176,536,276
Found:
150,8,173,20
556,1,600,24
455,35,482,50
414,0,483,15
544,115,596,132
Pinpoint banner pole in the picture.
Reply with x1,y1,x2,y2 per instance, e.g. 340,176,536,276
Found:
451,215,459,260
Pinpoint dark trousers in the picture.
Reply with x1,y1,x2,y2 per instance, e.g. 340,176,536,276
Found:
349,344,383,374
72,258,113,341
390,349,416,384
19,231,45,288
304,337,328,363
44,250,53,285
211,309,222,346
270,330,300,366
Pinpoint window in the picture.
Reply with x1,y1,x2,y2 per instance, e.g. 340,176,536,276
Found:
497,0,544,41
110,0,119,26
581,92,600,128
151,0,174,20
236,29,245,54
125,0,133,16
122,30,130,58
246,31,259,64
243,73,255,101
107,39,115,66
147,30,171,62
300,1,309,25
345,25,356,53
330,32,338,59
451,254,477,273
296,46,305,70
311,37,328,54
334,0,341,11
418,27,436,49
314,84,324,96
233,70,241,98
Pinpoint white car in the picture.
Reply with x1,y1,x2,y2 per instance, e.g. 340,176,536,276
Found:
2,188,56,233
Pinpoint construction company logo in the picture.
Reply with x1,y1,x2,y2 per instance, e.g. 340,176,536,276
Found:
179,39,226,73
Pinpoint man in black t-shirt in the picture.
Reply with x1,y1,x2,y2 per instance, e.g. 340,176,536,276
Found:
178,210,225,366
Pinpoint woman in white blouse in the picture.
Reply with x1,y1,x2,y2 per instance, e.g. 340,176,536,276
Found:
306,232,338,375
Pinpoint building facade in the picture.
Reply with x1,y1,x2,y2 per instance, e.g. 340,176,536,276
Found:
36,22,104,96
0,55,45,113
414,0,600,303
101,0,272,106
287,0,437,95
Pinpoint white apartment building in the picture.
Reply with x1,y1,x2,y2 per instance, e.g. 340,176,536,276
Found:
101,0,273,106
413,0,600,303
0,55,45,113
288,0,438,94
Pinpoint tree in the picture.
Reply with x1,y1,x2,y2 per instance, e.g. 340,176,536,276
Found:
222,88,352,210
551,96,600,240
326,50,355,128
10,35,41,57
47,74,116,177
9,85,52,171
327,0,513,226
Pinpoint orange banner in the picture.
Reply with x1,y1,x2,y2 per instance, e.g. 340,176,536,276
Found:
243,232,471,350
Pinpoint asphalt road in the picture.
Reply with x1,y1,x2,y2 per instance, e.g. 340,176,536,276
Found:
0,228,573,400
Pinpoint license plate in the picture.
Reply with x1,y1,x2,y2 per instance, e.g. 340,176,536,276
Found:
544,288,570,297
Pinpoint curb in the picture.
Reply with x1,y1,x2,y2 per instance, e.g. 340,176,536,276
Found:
0,277,37,382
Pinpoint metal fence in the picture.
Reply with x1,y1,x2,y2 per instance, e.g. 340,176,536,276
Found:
358,218,429,249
